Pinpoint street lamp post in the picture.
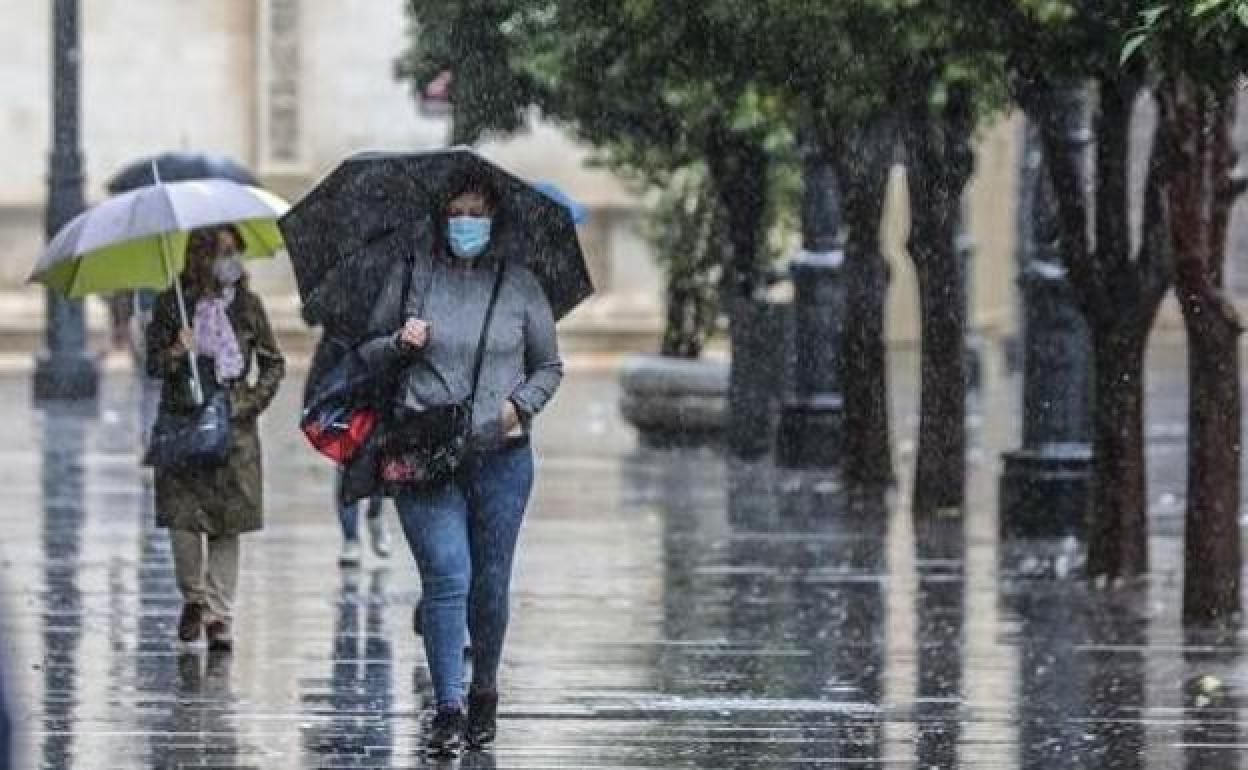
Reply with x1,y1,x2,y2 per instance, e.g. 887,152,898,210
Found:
34,0,98,403
776,142,845,469
999,112,1093,539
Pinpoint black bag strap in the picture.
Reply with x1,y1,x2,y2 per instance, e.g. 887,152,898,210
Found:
467,259,507,415
387,250,445,389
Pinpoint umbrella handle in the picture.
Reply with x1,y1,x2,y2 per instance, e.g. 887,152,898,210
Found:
159,232,204,406
150,161,204,404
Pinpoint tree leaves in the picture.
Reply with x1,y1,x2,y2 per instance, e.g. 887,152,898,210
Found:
1119,0,1248,82
1121,33,1150,65
397,0,540,144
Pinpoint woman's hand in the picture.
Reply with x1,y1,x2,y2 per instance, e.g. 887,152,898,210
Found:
231,384,260,422
170,328,194,357
398,318,430,350
502,399,523,436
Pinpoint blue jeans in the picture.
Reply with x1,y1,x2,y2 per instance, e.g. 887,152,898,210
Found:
336,469,383,542
394,439,534,709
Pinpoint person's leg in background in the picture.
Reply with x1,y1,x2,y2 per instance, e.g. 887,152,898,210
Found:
133,290,162,450
364,494,391,559
337,469,362,566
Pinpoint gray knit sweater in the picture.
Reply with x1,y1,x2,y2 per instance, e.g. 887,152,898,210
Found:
392,254,563,449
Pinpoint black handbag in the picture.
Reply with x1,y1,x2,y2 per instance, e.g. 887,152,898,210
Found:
380,258,506,490
143,387,232,469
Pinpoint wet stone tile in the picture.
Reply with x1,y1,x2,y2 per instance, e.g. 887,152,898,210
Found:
0,353,1246,768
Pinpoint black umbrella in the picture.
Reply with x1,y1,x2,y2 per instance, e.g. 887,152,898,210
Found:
278,149,593,328
107,151,258,194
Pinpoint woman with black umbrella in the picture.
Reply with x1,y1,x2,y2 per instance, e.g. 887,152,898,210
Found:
282,150,588,757
387,169,562,755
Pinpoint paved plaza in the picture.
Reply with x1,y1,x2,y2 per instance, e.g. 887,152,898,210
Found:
0,347,1245,768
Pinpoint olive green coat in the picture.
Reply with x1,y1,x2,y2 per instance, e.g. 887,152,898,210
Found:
146,287,286,534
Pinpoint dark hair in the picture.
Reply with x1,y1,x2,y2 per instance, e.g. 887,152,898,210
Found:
442,168,500,215
183,224,247,296
217,224,245,253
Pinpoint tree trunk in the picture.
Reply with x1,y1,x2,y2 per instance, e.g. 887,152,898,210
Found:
1027,78,1172,579
706,130,771,457
660,278,710,358
842,252,894,484
911,227,968,515
1087,325,1150,579
1163,76,1244,625
1182,305,1241,623
835,122,897,487
660,179,723,359
904,88,975,516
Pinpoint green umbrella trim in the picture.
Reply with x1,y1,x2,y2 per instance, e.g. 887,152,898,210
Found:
35,217,284,298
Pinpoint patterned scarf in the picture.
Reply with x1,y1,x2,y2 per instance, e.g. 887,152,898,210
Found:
193,288,244,382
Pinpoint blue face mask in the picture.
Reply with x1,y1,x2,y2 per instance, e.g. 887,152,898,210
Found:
447,216,492,259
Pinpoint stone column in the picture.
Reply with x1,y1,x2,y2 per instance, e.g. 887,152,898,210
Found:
776,143,845,469
999,118,1093,539
35,0,98,403
255,0,303,175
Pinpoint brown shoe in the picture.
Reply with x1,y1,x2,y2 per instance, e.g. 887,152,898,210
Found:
177,602,205,643
205,618,233,653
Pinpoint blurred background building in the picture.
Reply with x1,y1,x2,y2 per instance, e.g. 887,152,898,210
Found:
1,0,1242,354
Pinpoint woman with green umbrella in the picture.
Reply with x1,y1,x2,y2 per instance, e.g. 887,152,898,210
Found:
31,175,290,652
145,225,286,652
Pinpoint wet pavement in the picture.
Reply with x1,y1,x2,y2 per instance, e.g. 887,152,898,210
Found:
2,346,1246,768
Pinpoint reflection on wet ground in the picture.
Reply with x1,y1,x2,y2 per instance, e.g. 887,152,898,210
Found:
1,348,1245,768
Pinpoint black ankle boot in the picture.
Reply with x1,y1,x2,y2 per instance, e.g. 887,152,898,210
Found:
466,689,499,748
427,707,465,756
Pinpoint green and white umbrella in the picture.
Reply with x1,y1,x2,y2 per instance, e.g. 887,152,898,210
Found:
30,177,288,298
29,175,289,403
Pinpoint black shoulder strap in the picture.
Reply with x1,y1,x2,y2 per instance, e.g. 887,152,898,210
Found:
468,259,507,411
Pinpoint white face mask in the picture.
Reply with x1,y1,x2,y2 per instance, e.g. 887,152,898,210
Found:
213,256,243,286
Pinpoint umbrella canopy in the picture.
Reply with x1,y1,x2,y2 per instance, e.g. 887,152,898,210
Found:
107,151,258,194
279,148,594,328
30,179,288,298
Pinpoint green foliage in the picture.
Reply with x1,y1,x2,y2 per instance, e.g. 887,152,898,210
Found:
997,0,1152,84
753,0,1009,157
646,167,725,358
393,0,1019,349
1122,0,1248,81
504,1,793,165
396,0,804,351
396,0,1010,209
626,157,798,357
396,0,539,144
